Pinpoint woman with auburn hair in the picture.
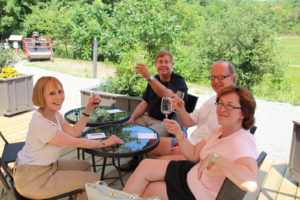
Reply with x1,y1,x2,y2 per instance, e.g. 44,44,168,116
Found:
13,76,123,200
123,86,258,200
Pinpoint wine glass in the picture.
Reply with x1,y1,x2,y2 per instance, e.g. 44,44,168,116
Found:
90,93,101,109
176,90,185,100
135,55,144,76
161,97,172,119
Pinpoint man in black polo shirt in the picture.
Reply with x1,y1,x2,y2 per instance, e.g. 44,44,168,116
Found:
121,50,188,171
125,50,188,137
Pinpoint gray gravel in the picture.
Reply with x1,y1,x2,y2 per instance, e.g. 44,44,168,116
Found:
15,63,300,162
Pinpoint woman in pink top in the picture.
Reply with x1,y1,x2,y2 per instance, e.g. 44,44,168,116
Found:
123,86,258,200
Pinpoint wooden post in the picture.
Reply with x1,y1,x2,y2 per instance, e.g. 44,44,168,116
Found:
93,36,98,79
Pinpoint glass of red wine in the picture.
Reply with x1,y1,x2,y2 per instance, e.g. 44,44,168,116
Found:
161,97,172,119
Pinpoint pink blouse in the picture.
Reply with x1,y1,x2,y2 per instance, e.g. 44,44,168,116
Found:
187,128,257,200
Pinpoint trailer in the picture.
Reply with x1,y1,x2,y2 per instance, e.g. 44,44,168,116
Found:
22,32,53,61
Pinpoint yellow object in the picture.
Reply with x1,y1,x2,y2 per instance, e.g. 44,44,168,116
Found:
0,66,20,78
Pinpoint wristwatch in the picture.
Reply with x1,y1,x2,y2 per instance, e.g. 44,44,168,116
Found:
211,153,220,165
147,75,154,82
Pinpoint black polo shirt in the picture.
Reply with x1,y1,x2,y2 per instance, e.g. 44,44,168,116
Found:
142,72,188,121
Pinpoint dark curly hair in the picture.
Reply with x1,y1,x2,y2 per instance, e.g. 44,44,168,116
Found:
216,86,256,130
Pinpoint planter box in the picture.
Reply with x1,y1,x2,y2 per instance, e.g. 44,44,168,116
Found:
0,74,33,115
80,88,142,114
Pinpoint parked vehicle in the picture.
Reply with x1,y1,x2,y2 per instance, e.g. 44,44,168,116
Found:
22,31,53,61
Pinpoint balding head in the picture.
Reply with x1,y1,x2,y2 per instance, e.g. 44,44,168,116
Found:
210,61,236,94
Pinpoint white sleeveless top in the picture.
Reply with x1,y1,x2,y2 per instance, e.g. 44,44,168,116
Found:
17,110,63,166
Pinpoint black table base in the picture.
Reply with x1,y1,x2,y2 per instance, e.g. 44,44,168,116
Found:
81,124,160,188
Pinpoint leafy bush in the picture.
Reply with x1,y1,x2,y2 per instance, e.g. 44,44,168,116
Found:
167,0,204,82
22,0,179,62
196,1,286,90
98,47,153,96
0,49,17,71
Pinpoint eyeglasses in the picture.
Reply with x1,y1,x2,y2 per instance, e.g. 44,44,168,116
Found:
210,75,231,80
215,102,242,111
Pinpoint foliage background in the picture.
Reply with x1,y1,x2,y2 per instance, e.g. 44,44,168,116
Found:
0,0,299,104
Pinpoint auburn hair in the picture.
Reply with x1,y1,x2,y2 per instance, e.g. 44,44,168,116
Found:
216,86,256,130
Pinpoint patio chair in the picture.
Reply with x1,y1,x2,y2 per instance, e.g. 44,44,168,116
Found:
185,94,198,113
216,151,267,200
0,131,25,164
0,131,25,175
0,158,83,200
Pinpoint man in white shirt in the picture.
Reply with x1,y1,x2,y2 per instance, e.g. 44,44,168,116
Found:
148,60,236,160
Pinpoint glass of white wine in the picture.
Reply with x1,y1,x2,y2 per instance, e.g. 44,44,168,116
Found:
135,55,144,76
90,93,101,107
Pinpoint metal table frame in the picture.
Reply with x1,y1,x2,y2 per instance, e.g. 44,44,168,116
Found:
82,124,160,187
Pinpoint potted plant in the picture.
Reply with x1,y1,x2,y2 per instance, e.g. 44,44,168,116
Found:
0,49,33,115
80,74,146,114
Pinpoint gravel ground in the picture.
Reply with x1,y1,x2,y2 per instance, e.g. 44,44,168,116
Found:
15,63,300,162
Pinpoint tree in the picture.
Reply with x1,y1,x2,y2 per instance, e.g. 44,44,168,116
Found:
197,0,285,89
0,0,52,39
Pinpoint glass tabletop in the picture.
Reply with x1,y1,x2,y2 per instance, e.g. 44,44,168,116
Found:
81,124,160,158
64,106,130,127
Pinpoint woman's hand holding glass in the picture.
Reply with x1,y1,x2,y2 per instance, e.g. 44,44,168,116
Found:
164,119,182,136
86,94,101,113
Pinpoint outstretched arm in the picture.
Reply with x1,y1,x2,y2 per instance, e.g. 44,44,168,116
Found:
170,95,196,127
62,94,100,137
48,129,123,149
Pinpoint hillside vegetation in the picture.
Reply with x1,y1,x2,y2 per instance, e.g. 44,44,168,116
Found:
1,0,300,104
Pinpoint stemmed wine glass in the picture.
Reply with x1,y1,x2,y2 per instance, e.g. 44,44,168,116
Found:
176,90,185,100
135,55,144,76
161,97,172,119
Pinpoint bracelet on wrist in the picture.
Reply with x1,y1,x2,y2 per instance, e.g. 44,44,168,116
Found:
82,112,90,117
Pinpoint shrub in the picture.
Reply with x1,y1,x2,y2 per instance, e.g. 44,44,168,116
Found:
196,1,286,90
0,49,17,71
98,47,153,96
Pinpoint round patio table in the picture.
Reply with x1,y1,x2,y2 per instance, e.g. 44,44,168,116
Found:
81,124,160,187
64,106,130,127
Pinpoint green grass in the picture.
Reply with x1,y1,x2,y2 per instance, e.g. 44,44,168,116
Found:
279,37,300,66
277,37,300,105
253,37,300,105
286,67,300,104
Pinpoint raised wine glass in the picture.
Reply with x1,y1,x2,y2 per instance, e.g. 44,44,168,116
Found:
161,97,172,119
176,90,185,100
135,55,144,76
